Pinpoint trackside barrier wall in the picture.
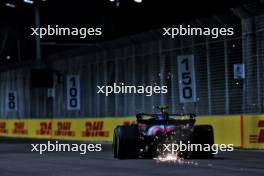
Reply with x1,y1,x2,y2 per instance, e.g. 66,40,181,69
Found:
0,115,263,149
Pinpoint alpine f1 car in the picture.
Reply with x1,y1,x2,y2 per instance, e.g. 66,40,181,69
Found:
113,106,214,159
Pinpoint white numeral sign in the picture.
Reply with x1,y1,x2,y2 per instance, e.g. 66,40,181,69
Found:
178,55,197,103
67,75,80,110
6,91,18,111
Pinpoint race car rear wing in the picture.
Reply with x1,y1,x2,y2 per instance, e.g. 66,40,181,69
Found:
136,113,196,119
136,113,196,126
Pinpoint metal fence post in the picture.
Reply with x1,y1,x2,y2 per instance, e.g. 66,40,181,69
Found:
224,37,230,114
206,36,212,115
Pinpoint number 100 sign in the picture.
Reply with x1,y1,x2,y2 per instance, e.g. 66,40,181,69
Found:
67,75,80,110
177,55,197,103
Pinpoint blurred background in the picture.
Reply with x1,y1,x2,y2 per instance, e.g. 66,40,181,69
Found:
0,0,263,119
1,2,264,176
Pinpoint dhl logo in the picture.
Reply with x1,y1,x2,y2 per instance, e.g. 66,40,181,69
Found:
82,121,109,137
0,122,8,133
36,122,52,135
12,122,28,135
55,122,75,136
249,120,264,143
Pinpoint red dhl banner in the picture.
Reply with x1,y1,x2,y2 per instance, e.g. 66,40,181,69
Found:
0,115,263,149
54,121,75,137
12,121,28,135
0,121,8,134
82,121,109,138
36,121,52,136
243,115,264,149
0,118,135,140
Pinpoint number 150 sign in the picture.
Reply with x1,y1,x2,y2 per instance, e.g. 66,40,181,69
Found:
177,55,197,103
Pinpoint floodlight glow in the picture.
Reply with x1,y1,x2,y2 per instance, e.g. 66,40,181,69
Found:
24,0,34,4
5,3,15,8
134,0,142,3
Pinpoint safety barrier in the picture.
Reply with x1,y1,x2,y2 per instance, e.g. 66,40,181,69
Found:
0,118,135,141
0,115,263,149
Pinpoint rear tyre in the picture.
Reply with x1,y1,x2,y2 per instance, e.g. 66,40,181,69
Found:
113,128,118,158
114,125,139,159
191,125,214,158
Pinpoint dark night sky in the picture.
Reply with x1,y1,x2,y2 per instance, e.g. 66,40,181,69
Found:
0,0,260,64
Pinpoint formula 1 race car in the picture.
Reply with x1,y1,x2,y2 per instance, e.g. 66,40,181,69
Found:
113,106,214,159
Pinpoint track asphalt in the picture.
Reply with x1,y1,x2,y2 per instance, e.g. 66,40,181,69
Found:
0,141,263,176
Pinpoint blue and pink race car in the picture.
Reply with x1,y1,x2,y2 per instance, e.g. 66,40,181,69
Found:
113,106,214,159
